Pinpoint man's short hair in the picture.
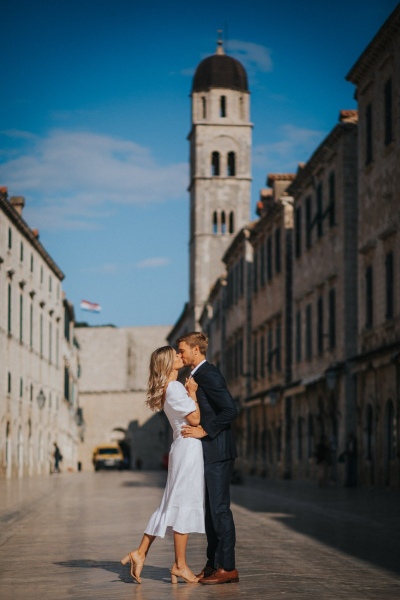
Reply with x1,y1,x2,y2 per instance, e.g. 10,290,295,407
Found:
177,332,209,355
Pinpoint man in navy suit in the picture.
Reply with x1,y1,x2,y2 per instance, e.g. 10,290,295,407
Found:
178,332,239,585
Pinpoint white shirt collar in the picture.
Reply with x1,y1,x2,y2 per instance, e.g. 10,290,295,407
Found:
190,359,206,377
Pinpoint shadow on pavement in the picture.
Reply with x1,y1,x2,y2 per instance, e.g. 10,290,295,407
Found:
54,560,171,584
120,480,165,488
231,479,400,578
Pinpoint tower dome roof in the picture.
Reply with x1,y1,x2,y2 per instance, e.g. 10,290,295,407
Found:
192,42,248,93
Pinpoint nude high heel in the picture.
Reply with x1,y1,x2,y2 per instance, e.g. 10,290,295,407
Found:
170,567,198,584
121,552,144,584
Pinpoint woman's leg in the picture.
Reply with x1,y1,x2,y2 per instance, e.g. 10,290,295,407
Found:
133,533,156,563
173,532,188,570
122,533,155,582
172,532,197,581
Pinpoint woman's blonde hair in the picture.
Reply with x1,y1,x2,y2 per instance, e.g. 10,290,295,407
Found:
146,346,175,412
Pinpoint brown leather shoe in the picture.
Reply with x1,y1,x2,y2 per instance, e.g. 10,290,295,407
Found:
199,567,239,584
196,565,215,579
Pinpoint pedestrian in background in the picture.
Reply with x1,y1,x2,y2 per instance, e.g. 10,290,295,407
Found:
53,442,62,474
315,435,331,488
344,431,358,487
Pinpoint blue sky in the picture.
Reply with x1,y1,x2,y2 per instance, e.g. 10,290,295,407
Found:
1,0,398,327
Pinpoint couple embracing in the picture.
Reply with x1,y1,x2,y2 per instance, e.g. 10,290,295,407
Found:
121,332,239,585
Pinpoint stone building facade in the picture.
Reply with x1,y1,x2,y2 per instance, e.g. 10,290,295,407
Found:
346,5,400,488
75,325,171,471
0,188,81,478
286,111,359,484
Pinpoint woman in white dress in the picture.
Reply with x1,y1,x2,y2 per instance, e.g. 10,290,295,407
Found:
121,346,205,584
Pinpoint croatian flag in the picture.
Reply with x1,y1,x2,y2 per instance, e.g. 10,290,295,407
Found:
80,299,102,313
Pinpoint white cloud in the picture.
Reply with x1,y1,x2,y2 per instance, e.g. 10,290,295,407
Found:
0,129,188,230
136,257,171,269
1,129,39,141
253,124,326,173
228,40,273,74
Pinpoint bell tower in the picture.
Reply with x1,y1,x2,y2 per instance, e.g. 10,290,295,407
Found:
188,40,252,328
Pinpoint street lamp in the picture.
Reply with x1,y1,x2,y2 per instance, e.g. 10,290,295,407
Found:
325,366,339,391
37,389,46,409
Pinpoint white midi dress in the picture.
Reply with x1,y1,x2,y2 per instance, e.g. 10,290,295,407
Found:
144,381,205,537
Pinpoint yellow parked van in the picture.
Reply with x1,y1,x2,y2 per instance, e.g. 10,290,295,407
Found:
92,443,124,471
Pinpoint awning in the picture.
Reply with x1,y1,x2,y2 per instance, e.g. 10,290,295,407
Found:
301,371,325,387
283,384,306,398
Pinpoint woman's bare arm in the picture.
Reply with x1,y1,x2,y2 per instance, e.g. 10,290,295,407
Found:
184,377,200,426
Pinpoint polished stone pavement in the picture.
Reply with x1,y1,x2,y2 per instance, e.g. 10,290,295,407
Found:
0,470,400,599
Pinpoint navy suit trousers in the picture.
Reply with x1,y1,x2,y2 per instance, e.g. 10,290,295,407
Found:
204,459,236,571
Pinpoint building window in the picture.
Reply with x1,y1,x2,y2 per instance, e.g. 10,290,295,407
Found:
267,236,272,281
260,334,265,379
275,228,281,274
384,78,393,146
253,338,258,380
276,321,282,372
385,251,394,320
365,102,373,165
316,183,323,238
30,303,33,349
306,303,312,361
20,377,23,397
328,172,335,227
385,400,396,461
30,384,33,402
8,284,12,335
296,309,302,362
211,151,220,176
40,266,44,284
317,296,323,356
328,288,336,349
229,211,234,234
201,96,206,119
40,313,43,356
20,242,24,262
365,265,373,329
295,206,302,258
267,328,273,375
253,250,258,293
19,294,23,342
227,151,236,176
49,321,52,363
30,253,34,273
8,227,12,249
56,328,59,368
8,372,12,394
305,196,312,249
239,96,245,118
260,242,266,287
221,211,226,234
64,367,70,402
220,95,226,117
49,276,52,293
213,211,218,234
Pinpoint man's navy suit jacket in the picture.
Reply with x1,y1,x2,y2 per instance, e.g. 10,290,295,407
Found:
192,361,238,465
